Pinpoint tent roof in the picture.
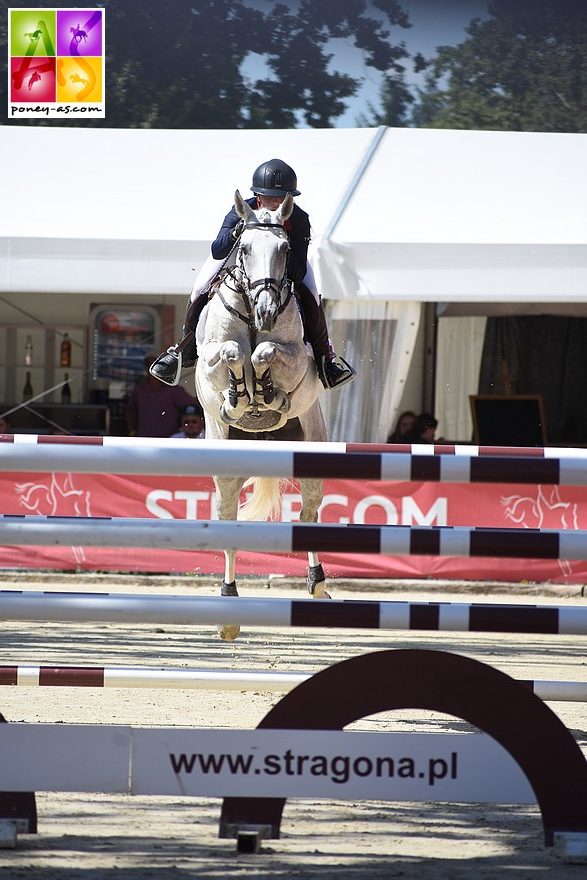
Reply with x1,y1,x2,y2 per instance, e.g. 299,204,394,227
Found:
1,125,586,303
316,127,587,304
339,127,585,246
0,126,376,295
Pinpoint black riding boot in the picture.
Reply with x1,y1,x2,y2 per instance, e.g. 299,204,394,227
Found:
150,295,206,386
295,284,356,389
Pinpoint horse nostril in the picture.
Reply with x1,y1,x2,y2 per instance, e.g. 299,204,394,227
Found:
255,292,277,330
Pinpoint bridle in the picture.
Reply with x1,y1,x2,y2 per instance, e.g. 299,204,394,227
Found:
215,217,297,412
217,221,293,328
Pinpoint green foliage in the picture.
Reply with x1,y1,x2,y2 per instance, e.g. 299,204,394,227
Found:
1,0,413,129
412,0,587,132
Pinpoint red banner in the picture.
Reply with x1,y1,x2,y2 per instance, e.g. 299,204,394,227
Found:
2,471,587,583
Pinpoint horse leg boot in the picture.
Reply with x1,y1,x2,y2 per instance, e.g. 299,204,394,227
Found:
251,342,290,414
295,284,356,389
299,476,331,599
218,342,250,424
149,295,204,386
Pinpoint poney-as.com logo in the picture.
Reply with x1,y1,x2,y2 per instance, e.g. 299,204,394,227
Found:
8,8,105,119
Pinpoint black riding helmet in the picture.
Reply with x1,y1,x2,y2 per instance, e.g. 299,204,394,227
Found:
251,158,301,197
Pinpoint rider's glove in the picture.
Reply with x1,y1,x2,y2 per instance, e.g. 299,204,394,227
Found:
232,220,245,240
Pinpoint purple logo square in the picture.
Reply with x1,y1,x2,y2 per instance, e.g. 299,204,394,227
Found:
56,9,103,56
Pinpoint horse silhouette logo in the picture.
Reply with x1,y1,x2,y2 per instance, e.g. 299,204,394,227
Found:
70,72,89,88
16,472,92,517
500,485,579,531
70,25,88,43
15,473,92,565
27,71,41,91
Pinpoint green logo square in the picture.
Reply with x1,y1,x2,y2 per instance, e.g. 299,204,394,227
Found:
10,9,56,57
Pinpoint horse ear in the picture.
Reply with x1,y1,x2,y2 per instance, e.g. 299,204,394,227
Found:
234,190,255,222
278,193,294,223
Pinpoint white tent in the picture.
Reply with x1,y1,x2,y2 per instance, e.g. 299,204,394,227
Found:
0,126,376,296
1,125,586,441
316,126,587,303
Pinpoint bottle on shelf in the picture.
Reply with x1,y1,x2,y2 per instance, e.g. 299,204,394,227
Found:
23,372,33,401
60,332,72,368
61,373,72,405
24,334,33,366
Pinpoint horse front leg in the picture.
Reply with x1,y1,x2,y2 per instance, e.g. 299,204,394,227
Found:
218,342,250,425
251,342,291,414
299,477,330,600
215,475,246,641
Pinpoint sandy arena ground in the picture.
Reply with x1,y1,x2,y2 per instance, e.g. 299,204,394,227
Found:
0,571,585,879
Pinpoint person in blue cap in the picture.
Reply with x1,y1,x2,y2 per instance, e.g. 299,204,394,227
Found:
171,403,205,439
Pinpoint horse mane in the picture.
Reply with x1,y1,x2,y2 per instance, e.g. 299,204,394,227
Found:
257,208,273,224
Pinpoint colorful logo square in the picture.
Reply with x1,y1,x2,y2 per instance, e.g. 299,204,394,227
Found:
10,9,56,56
8,7,105,120
11,56,56,102
56,10,103,57
57,56,102,103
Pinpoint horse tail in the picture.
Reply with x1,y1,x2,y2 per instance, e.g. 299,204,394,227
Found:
239,477,284,522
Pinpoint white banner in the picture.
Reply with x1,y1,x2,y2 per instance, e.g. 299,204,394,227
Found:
0,723,130,792
0,724,534,804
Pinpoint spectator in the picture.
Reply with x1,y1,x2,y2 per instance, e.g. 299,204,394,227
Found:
0,416,11,434
171,403,206,439
404,413,439,444
386,410,416,443
126,353,197,437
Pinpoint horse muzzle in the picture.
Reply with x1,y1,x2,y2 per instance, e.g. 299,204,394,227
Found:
254,288,279,331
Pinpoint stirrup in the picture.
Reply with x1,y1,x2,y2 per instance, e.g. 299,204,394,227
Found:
319,355,356,390
149,347,183,386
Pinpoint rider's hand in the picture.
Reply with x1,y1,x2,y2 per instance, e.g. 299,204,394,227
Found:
232,220,245,240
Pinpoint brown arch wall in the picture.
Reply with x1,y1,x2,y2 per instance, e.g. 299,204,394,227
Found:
220,649,587,844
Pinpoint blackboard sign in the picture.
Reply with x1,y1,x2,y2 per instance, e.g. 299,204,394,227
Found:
469,395,547,446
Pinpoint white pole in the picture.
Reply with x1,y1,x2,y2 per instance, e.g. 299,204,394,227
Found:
0,517,297,552
9,665,308,692
4,516,587,561
2,665,586,701
2,439,587,483
0,592,586,634
0,592,295,626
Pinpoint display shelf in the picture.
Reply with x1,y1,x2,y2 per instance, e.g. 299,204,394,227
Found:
1,312,162,415
3,325,88,406
0,402,110,435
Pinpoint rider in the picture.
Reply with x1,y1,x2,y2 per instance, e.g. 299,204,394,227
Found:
150,159,356,390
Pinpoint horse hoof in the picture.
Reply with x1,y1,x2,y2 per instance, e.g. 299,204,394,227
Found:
219,403,242,426
217,624,241,641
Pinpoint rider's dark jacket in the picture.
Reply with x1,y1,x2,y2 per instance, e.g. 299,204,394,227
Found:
210,197,311,284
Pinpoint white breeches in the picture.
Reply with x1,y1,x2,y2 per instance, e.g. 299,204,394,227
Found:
190,253,320,305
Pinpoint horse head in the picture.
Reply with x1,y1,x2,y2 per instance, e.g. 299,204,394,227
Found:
234,189,293,332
